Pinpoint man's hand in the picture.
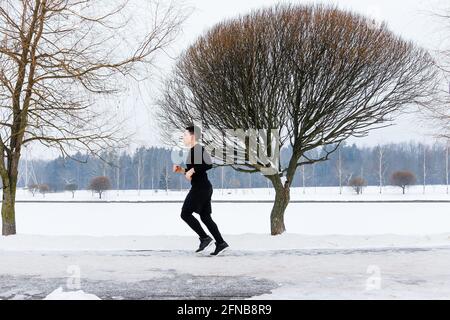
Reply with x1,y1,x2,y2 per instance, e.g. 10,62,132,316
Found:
173,165,184,173
185,168,195,181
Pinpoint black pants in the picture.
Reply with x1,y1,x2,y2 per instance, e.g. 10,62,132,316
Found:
180,186,224,244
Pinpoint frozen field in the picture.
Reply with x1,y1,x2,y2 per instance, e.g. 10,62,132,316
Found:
2,185,448,236
1,185,448,236
7,200,450,236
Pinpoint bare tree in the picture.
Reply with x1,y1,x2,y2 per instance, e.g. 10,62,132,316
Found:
64,183,78,198
221,166,225,194
301,162,306,194
151,166,155,191
376,144,388,194
160,164,170,194
178,172,183,191
28,183,38,196
418,81,449,140
0,0,186,235
391,171,416,194
437,6,450,74
446,140,449,194
134,148,145,195
422,145,428,194
337,148,343,195
335,146,352,195
158,4,438,235
114,151,126,196
89,176,111,199
311,163,317,194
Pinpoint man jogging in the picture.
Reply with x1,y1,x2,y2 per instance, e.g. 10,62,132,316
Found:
173,125,229,256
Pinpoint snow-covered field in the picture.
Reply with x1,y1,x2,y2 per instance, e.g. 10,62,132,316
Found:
1,186,449,300
8,185,450,202
8,201,450,236
5,185,449,236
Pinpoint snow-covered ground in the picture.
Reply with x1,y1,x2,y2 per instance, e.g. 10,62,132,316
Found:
43,287,101,300
1,186,449,299
8,185,450,202
8,200,450,236
0,185,447,236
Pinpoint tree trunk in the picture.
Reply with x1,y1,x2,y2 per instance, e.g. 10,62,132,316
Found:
270,181,290,235
1,178,17,236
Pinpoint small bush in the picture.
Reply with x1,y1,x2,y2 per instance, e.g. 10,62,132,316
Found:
89,176,111,199
348,176,366,195
391,171,416,194
38,184,50,197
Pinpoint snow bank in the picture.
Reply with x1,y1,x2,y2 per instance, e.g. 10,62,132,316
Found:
44,287,101,300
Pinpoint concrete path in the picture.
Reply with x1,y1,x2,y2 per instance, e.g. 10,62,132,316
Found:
1,246,450,299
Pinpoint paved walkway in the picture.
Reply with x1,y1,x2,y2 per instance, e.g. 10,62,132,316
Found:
1,246,450,299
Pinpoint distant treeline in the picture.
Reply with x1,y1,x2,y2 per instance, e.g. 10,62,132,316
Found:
16,141,449,191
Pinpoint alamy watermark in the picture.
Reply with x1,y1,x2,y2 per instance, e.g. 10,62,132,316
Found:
66,265,81,290
171,127,281,176
365,265,382,291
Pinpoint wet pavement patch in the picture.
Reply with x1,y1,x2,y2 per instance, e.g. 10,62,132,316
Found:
0,270,278,300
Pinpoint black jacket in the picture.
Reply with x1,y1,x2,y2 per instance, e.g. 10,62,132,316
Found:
184,144,213,189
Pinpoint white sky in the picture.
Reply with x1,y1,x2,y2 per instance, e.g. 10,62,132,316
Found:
29,0,450,159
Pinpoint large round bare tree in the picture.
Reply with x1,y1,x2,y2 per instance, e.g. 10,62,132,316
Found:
158,4,438,235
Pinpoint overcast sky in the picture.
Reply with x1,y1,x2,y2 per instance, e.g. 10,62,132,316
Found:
30,0,449,159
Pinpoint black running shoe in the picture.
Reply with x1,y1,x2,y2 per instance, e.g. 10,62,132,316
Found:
195,236,213,253
210,241,229,256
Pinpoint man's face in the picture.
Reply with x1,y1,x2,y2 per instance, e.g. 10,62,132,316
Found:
183,130,194,147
